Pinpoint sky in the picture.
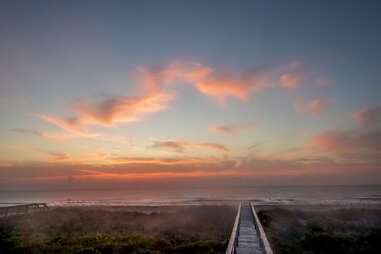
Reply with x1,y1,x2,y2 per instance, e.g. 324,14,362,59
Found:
1,0,381,190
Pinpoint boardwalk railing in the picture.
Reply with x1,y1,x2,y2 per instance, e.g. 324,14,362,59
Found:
225,202,241,254
250,202,274,254
0,203,48,217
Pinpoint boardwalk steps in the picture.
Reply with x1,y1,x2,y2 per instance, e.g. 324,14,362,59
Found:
226,202,274,254
0,203,48,217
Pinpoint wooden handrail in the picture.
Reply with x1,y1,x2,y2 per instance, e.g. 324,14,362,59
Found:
225,202,241,254
250,202,274,254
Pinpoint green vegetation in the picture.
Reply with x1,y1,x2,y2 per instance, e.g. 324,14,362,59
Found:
258,207,381,254
0,230,227,254
0,206,235,254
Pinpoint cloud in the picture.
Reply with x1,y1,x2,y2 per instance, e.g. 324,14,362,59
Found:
210,124,258,134
49,153,70,162
316,77,334,86
193,143,230,152
35,60,304,134
35,77,174,134
280,72,304,88
309,98,335,116
73,91,174,127
112,157,226,165
34,114,98,137
293,98,335,117
151,139,229,152
352,105,381,126
308,128,381,153
140,60,303,102
10,128,74,140
0,163,12,167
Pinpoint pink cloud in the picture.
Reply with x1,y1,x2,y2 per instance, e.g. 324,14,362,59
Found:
36,84,174,135
49,153,71,162
34,114,99,137
151,139,229,152
140,60,303,102
352,105,381,125
315,77,334,86
35,60,304,134
280,72,303,88
294,98,335,117
210,124,257,134
308,129,381,153
0,163,12,167
310,98,335,116
10,128,75,140
73,91,174,127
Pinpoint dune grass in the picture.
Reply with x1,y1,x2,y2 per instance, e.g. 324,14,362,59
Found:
258,206,381,254
0,205,235,254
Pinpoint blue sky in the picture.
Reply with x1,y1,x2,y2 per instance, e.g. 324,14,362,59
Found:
1,0,381,189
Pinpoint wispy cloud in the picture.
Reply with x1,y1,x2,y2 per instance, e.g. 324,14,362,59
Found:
280,72,304,88
112,157,227,165
35,77,174,135
151,139,229,152
315,77,334,86
73,91,174,127
308,128,381,153
0,163,12,167
210,124,258,134
293,98,335,117
140,60,303,102
35,60,304,135
10,128,74,140
352,105,381,126
308,106,381,154
34,114,98,137
49,153,70,162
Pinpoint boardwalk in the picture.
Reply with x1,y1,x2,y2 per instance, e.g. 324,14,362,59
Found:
0,203,48,217
226,202,273,254
235,204,262,254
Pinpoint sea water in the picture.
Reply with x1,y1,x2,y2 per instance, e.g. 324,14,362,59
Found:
0,185,380,207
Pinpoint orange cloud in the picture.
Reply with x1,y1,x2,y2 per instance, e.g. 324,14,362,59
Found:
280,72,303,88
35,60,305,135
0,163,12,167
210,124,257,134
49,153,70,162
140,60,303,102
36,75,174,134
192,143,230,152
316,77,334,86
293,98,335,117
34,114,99,137
10,128,75,140
151,139,229,152
112,157,227,165
310,98,335,116
308,129,381,153
76,169,254,180
73,91,174,127
352,105,381,125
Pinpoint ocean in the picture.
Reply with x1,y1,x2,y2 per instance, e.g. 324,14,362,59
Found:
1,185,381,207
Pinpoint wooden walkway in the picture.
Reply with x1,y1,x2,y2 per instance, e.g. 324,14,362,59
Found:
226,202,273,254
0,203,48,217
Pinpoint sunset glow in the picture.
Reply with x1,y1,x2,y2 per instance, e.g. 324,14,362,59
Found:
1,1,381,190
